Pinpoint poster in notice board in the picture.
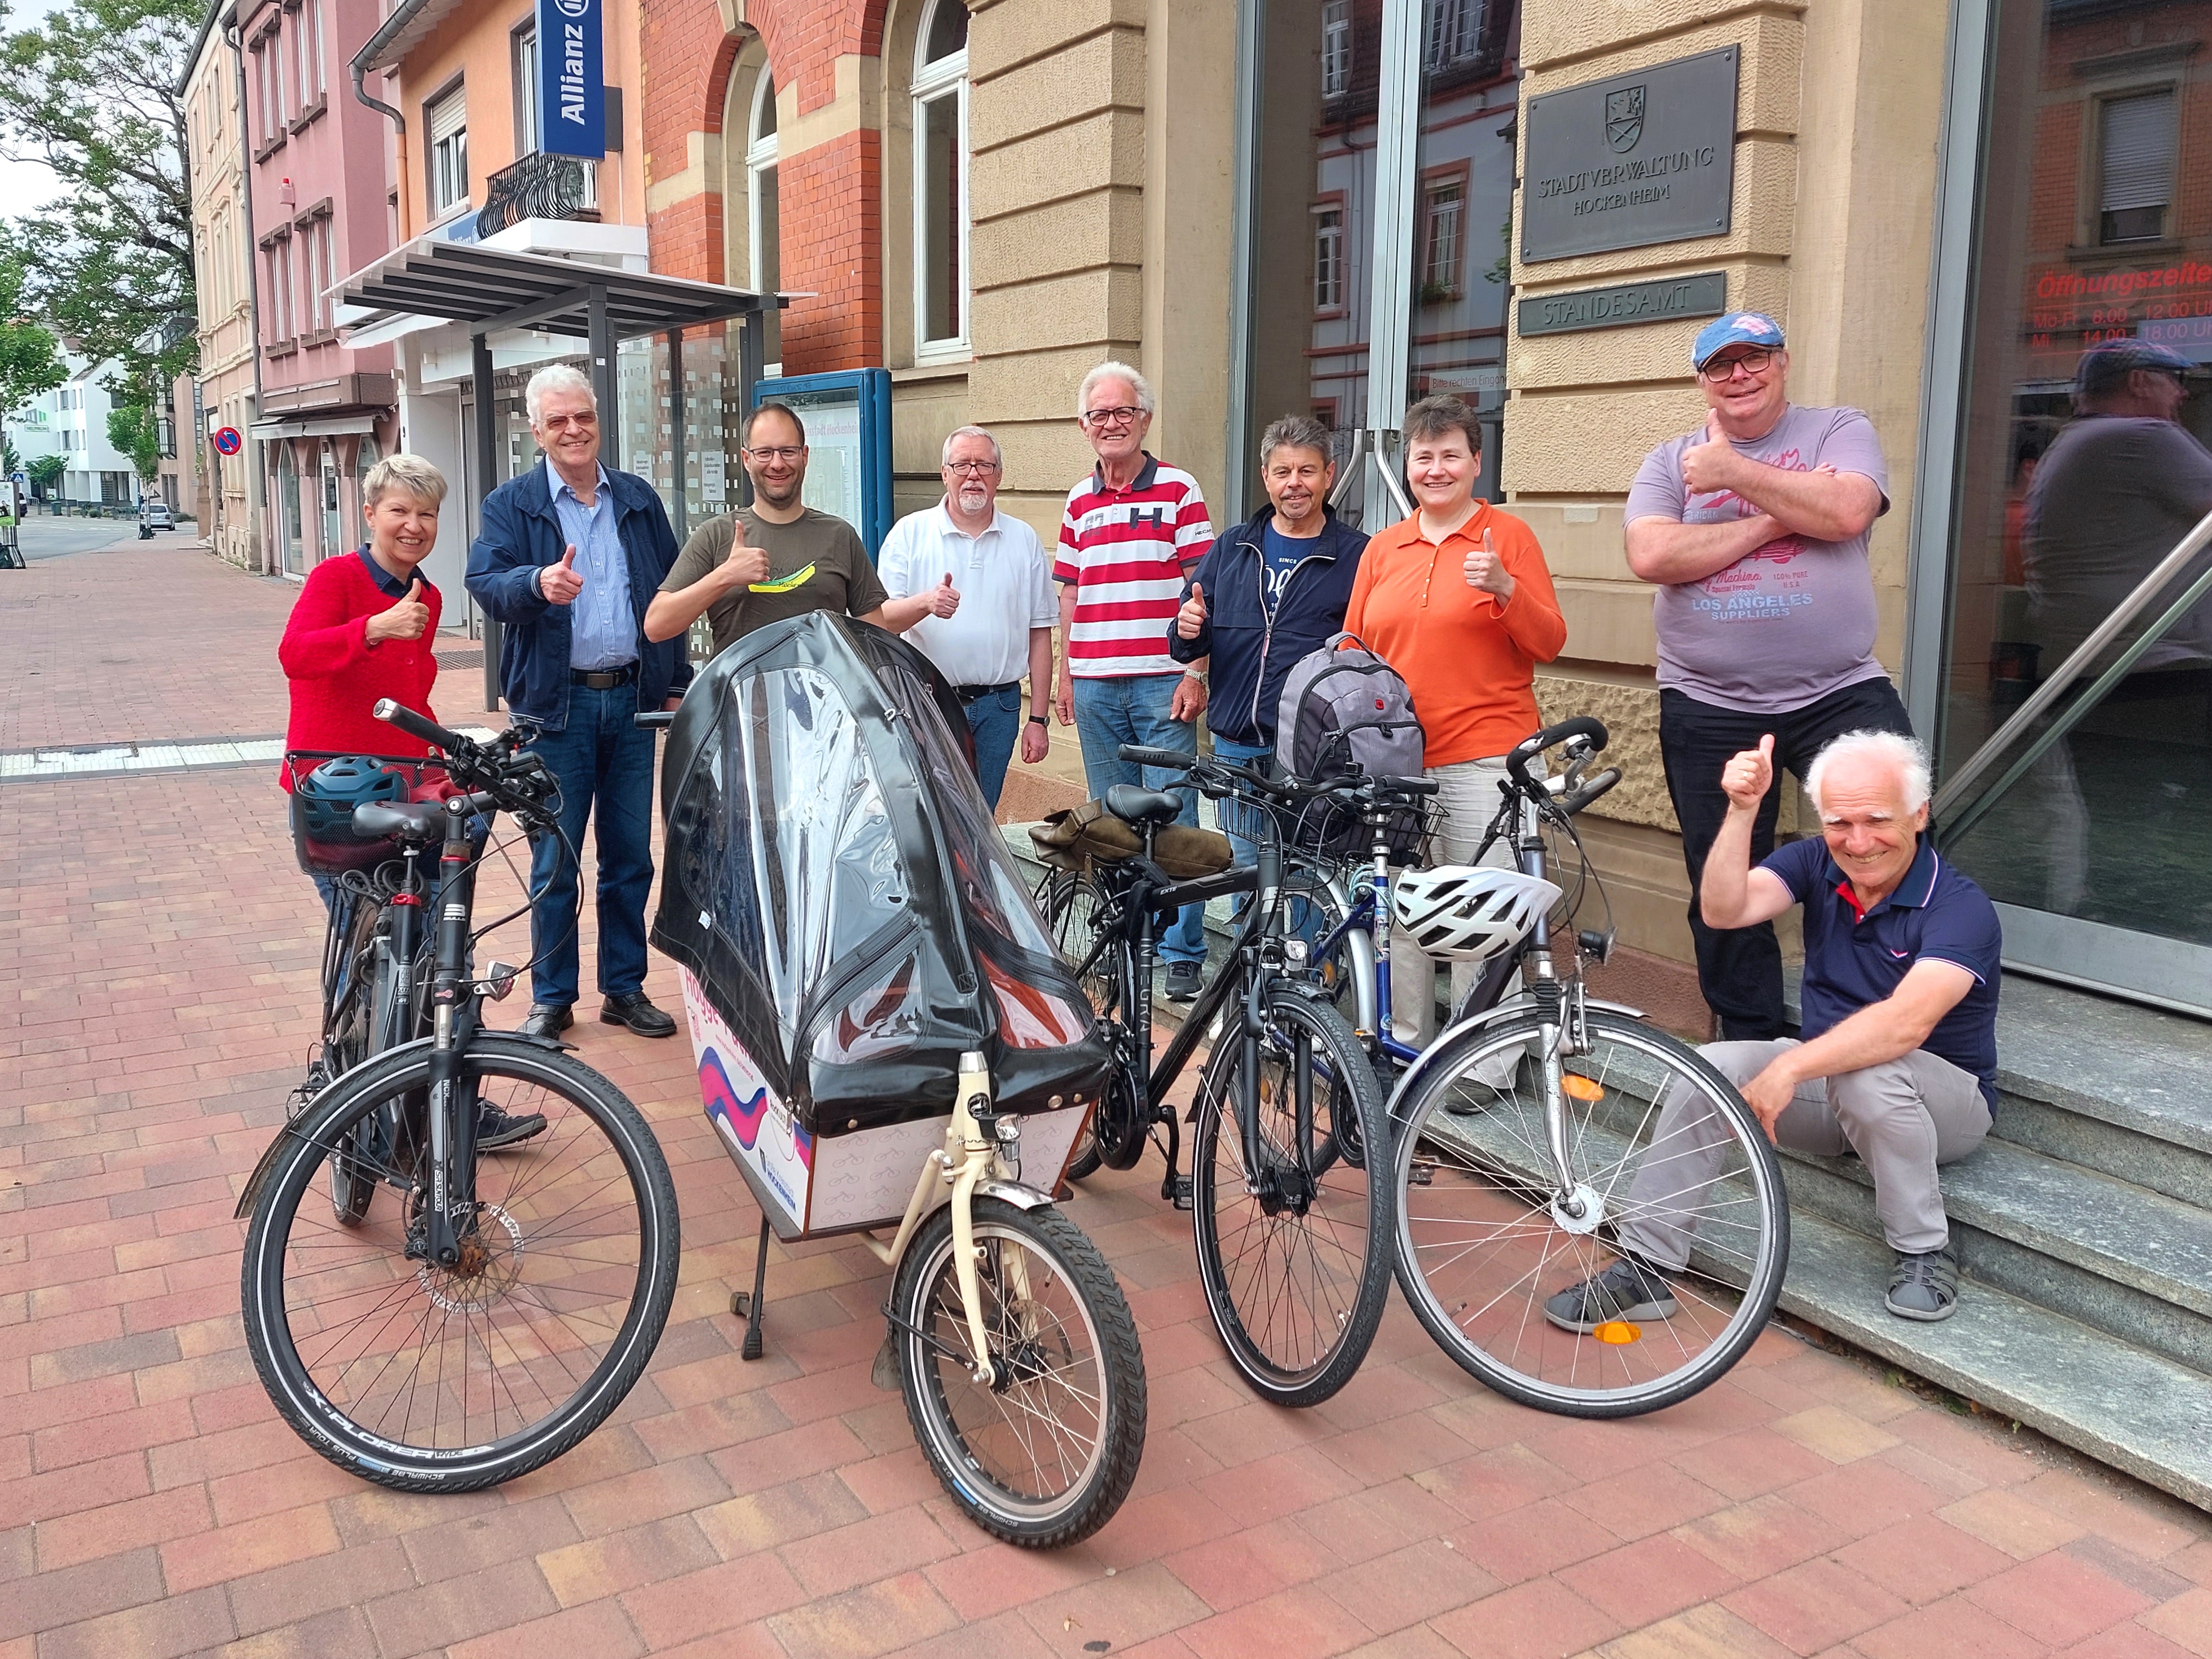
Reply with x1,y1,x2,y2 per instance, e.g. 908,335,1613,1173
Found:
748,369,893,557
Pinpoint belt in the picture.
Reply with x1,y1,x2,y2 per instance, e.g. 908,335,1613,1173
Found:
954,679,1021,703
570,663,638,689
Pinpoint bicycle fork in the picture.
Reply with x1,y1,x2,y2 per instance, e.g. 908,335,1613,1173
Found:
419,800,481,1269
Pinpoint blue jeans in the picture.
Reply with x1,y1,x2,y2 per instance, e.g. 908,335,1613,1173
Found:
526,682,658,1007
1072,674,1206,967
1211,733,1317,942
963,684,1022,810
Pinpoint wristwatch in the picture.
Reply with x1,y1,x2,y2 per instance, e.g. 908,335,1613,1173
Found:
1183,667,1209,686
1028,714,1048,726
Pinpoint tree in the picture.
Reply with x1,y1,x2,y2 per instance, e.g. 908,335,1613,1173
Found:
28,453,66,495
0,0,200,387
108,401,160,484
0,249,64,418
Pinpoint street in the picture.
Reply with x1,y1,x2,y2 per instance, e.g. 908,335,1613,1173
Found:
3,514,191,562
2,534,2209,1659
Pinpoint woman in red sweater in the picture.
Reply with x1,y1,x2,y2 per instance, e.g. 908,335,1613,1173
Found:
279,452,448,797
1341,395,1568,1051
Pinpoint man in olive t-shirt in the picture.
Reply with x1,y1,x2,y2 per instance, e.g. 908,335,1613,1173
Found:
642,401,951,658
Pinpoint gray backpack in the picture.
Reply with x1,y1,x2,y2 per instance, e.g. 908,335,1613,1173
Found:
1273,632,1428,858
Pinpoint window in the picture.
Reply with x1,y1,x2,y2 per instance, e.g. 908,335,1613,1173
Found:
913,0,970,356
294,0,323,106
1422,179,1463,297
1314,206,1343,312
1321,0,1351,98
2099,90,2176,245
748,71,781,367
428,84,469,217
299,217,330,333
252,35,284,143
1425,0,1483,70
514,27,598,206
265,235,294,341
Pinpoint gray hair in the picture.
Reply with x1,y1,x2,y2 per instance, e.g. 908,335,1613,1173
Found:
362,452,448,509
1076,360,1155,420
525,363,597,427
1259,413,1333,469
941,425,1003,469
1805,729,1932,816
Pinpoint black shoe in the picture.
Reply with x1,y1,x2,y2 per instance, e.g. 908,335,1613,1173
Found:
477,1106,548,1150
518,1003,573,1040
1164,961,1202,1003
1886,1246,1959,1322
601,991,677,1038
1543,1256,1680,1333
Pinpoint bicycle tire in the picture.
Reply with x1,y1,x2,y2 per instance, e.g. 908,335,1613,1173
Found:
1391,1008,1788,1418
1192,988,1394,1406
891,1196,1147,1547
241,1034,681,1491
323,896,385,1224
1037,866,1144,1176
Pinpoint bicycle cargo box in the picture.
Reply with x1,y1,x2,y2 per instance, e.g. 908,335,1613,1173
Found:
653,614,1105,1239
1028,800,1233,880
1274,633,1427,859
288,757,450,877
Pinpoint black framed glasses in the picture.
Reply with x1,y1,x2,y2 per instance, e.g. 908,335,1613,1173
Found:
1698,349,1775,382
1079,405,1144,429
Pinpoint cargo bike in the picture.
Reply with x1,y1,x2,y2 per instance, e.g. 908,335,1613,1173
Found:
649,612,1146,1547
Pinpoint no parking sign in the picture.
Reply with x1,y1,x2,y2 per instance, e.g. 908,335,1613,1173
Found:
213,426,243,456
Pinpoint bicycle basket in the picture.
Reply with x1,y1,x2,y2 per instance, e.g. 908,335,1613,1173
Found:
288,754,444,877
1029,798,1233,880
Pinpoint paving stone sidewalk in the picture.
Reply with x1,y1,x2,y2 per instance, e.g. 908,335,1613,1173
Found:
3,540,2210,1659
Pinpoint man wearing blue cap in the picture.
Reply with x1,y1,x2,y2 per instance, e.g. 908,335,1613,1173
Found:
1625,311,1916,1039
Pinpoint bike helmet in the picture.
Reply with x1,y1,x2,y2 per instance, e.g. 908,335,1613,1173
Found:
296,756,409,840
1391,866,1562,964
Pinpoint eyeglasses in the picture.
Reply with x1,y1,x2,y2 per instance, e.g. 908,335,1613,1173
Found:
539,411,598,431
744,445,804,463
1079,405,1144,429
943,460,1001,476
1698,348,1775,382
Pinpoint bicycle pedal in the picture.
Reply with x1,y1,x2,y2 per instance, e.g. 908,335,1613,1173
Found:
1170,1175,1195,1211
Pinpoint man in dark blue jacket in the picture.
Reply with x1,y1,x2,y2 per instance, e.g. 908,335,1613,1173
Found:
1169,414,1368,864
465,364,692,1040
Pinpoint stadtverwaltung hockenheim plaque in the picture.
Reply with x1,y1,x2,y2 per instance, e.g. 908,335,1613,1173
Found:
1521,46,1739,263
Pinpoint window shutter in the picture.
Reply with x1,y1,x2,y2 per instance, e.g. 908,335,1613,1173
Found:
429,88,467,147
2101,91,2175,213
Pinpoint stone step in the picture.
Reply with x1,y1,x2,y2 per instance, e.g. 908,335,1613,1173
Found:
1778,1205,2212,1513
1778,1138,2212,1374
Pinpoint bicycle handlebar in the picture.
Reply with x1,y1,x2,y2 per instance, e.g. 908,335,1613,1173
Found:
1553,766,1623,817
1114,742,1438,806
374,698,468,755
1506,717,1609,793
634,711,676,730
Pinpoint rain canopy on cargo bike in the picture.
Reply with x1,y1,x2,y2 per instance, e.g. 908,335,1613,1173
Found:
651,611,1109,1239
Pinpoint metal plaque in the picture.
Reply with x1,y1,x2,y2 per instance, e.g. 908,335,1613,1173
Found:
1521,47,1739,263
1517,272,1728,337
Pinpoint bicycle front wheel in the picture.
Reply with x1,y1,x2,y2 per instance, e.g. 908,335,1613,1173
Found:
241,1034,681,1490
1392,1008,1788,1418
1193,989,1394,1406
891,1196,1147,1547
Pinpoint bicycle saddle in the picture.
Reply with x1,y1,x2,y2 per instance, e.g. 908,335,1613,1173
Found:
1104,783,1183,827
352,800,450,842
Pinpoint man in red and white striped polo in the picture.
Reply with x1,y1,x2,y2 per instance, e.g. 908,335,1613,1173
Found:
1052,360,1215,998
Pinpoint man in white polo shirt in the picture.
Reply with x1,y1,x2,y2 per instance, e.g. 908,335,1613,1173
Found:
878,424,1057,808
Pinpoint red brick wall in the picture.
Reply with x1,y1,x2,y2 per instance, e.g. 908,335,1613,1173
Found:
641,0,889,373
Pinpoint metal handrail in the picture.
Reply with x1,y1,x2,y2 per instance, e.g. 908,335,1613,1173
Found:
1929,502,2212,823
1327,428,1416,522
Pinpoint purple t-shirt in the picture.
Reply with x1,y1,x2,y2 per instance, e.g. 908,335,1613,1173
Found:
1625,404,1892,713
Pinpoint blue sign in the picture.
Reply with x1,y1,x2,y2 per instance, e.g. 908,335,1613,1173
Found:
536,0,605,160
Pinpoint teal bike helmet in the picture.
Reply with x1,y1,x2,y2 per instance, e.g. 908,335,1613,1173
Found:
293,756,410,875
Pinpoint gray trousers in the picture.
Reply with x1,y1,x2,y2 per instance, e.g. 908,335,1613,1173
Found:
1618,1039,1992,1265
1390,755,1517,1049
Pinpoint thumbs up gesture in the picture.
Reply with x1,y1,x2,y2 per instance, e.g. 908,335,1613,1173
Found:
719,523,770,589
539,544,584,605
924,571,961,619
1176,580,1208,640
1463,528,1514,601
1680,413,1740,497
1722,733,1775,812
369,576,431,643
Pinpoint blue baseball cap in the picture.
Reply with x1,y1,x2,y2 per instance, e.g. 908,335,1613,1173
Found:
2074,338,2193,398
1691,311,1787,370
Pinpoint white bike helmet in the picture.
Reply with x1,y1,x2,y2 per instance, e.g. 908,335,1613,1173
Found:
1391,866,1562,964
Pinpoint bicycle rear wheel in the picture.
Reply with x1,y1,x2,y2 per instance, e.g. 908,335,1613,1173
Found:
1391,1008,1788,1418
241,1034,680,1490
1193,988,1393,1405
891,1197,1147,1547
322,894,403,1225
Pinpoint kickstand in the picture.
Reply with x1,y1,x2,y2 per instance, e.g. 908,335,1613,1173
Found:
729,1215,771,1361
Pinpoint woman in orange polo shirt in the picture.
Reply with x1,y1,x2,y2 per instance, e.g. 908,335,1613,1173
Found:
1341,395,1568,1047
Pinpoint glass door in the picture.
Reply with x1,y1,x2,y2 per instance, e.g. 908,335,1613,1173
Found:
1919,0,2212,1012
1237,1,1521,524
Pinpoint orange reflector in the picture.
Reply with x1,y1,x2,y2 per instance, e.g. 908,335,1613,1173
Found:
1561,1074,1605,1102
1592,1321,1641,1345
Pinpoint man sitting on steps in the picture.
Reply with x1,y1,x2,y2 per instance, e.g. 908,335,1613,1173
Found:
1546,727,2001,1327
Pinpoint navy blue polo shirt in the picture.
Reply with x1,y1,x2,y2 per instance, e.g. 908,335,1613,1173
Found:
1762,835,2002,1110
358,545,410,598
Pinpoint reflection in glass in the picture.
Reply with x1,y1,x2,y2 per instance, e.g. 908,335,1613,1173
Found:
1937,0,2212,954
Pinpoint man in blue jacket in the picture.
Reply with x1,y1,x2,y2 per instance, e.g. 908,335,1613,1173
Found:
466,364,692,1040
1169,413,1368,864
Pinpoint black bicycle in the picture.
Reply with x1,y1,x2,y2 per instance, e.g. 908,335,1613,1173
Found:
1036,743,1405,1406
239,701,681,1491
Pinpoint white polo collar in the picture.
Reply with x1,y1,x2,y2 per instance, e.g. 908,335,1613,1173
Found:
932,499,1004,542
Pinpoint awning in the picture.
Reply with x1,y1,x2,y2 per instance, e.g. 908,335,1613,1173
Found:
331,237,765,343
250,414,383,439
